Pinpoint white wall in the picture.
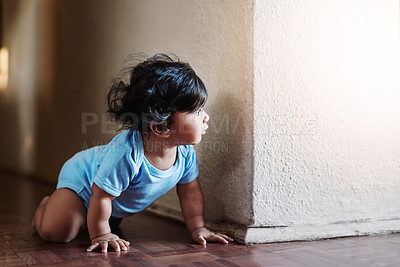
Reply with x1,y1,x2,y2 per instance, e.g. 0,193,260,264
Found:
250,0,400,243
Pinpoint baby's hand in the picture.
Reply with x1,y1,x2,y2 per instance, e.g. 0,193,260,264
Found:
191,227,234,245
86,233,130,253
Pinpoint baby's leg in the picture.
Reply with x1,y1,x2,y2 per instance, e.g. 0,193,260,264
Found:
33,188,86,243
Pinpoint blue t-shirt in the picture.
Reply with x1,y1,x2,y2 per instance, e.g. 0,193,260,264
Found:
56,129,199,218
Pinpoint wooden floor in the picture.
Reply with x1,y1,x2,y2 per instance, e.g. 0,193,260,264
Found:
1,171,400,266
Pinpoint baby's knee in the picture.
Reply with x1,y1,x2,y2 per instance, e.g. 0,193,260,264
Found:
38,222,79,243
38,228,72,243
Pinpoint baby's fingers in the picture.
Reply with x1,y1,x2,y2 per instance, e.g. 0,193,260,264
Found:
121,239,130,247
86,242,99,252
118,240,128,251
110,240,121,252
194,235,207,245
218,233,234,242
101,241,108,253
207,233,229,244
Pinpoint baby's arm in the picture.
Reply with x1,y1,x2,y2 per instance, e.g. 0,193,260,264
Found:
86,184,130,253
177,179,233,245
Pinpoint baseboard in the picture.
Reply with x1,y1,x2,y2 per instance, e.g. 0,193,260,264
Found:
147,204,400,244
208,217,400,244
0,167,55,186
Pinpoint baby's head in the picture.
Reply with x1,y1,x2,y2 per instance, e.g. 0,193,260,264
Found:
107,53,208,134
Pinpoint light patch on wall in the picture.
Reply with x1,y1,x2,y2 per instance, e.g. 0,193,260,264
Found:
0,47,9,92
314,1,400,132
347,7,400,128
356,29,400,110
20,133,34,167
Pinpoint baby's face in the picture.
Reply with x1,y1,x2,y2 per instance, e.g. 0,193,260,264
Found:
168,109,210,145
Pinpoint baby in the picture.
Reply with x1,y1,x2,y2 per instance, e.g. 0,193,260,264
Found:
33,53,233,253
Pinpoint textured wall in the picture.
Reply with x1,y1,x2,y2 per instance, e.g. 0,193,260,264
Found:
251,0,400,242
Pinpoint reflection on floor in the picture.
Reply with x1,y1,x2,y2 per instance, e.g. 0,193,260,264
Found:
1,170,400,266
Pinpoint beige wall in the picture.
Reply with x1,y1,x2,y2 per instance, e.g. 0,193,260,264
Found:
0,0,254,226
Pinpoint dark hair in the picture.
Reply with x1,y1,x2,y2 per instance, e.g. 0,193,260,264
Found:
107,53,208,133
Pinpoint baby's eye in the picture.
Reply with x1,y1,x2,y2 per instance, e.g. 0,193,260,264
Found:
196,108,203,116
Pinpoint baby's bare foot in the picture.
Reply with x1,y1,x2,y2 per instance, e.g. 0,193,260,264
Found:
32,196,51,229
40,196,50,206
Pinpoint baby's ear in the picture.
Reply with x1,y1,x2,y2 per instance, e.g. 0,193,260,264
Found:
149,123,170,138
